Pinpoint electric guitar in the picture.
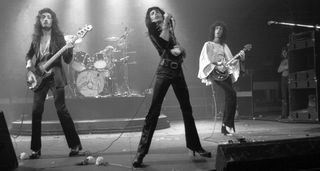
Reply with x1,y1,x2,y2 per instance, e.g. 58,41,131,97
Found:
210,44,252,81
26,24,93,91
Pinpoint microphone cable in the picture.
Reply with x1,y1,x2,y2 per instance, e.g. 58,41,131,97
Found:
204,83,218,142
86,60,160,157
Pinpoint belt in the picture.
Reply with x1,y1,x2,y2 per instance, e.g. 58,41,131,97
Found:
160,59,181,69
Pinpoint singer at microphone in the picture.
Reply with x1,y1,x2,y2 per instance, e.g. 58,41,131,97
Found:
132,7,211,168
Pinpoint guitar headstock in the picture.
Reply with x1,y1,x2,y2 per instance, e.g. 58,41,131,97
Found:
67,24,93,44
76,24,93,38
243,44,252,52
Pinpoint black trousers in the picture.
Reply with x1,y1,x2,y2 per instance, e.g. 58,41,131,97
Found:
136,66,202,156
31,78,81,151
213,77,237,128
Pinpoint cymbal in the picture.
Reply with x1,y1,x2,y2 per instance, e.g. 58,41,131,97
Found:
127,51,136,54
104,36,120,42
64,35,83,44
101,46,121,53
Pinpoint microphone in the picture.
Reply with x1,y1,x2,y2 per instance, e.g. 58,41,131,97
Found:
76,158,89,165
169,16,175,29
267,20,277,25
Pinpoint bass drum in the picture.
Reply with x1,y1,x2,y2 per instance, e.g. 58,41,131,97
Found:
76,70,104,97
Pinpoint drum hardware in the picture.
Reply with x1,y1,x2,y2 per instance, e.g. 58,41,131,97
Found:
86,55,96,69
113,56,130,63
106,26,134,97
112,49,121,53
69,26,137,98
104,36,120,42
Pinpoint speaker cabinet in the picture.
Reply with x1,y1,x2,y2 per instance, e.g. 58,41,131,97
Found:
216,137,320,171
235,74,253,117
288,31,319,121
0,111,18,170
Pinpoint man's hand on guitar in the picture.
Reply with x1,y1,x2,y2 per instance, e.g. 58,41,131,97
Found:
239,50,245,61
215,65,226,73
65,36,76,49
27,74,35,84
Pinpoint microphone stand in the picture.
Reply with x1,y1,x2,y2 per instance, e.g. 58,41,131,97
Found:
268,20,320,30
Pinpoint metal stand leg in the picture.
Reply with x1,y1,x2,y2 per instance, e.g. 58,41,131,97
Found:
123,62,131,96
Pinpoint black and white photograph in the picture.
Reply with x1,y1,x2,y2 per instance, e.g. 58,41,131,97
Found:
0,0,319,170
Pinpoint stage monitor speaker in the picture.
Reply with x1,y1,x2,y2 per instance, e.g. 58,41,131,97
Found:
0,111,18,170
215,137,320,171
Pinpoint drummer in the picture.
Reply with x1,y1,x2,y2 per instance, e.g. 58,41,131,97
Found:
101,45,115,59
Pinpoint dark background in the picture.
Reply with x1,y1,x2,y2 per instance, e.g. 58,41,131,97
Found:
0,0,319,123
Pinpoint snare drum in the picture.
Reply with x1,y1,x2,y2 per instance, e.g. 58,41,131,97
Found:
93,53,107,69
76,70,104,97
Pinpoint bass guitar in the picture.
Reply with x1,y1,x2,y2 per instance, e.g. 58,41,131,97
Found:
26,24,93,91
210,44,252,81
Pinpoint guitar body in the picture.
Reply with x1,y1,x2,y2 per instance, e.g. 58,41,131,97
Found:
210,68,229,81
210,44,252,82
26,65,52,91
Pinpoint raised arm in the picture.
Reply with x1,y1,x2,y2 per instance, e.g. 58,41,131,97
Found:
159,12,172,41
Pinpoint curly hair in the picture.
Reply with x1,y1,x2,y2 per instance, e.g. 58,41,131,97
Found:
145,6,165,34
32,8,63,44
209,21,227,44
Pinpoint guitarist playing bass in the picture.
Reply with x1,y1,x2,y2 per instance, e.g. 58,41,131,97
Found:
25,8,83,159
198,21,249,136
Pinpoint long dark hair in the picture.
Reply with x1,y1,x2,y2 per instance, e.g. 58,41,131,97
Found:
32,8,63,44
209,21,227,44
145,6,165,35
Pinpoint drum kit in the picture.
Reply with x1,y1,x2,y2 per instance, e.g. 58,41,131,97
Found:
66,27,136,98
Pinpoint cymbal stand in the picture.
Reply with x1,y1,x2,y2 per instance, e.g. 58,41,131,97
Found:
121,29,132,96
67,64,78,98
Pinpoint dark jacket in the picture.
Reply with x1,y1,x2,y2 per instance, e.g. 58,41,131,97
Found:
25,34,73,88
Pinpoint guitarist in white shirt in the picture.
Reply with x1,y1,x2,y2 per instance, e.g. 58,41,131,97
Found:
198,21,246,135
25,8,82,159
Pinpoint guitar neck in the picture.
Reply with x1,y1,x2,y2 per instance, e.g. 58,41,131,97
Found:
225,50,243,66
42,45,69,70
40,24,92,70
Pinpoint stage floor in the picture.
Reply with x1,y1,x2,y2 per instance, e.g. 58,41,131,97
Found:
12,119,320,171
